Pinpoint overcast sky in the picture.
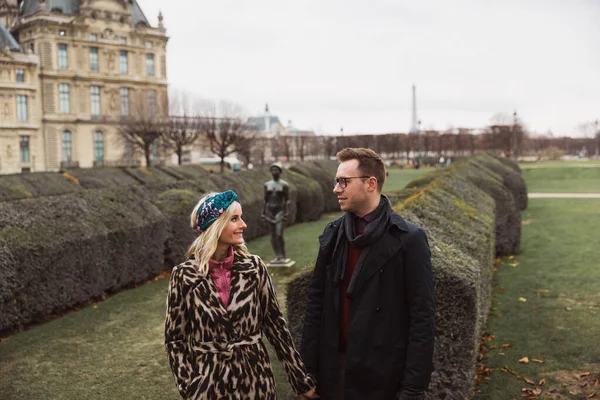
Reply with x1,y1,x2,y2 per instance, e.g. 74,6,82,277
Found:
140,0,599,136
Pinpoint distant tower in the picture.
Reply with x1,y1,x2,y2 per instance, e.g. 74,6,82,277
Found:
409,84,419,134
264,103,271,132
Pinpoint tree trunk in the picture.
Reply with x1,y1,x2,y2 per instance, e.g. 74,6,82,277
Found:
144,144,151,167
177,148,182,165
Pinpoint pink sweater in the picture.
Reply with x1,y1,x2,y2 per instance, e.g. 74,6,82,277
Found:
208,247,234,308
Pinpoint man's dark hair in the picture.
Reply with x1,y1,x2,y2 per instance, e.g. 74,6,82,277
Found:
336,147,386,192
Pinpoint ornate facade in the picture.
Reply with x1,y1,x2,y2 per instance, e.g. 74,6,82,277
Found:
0,0,168,174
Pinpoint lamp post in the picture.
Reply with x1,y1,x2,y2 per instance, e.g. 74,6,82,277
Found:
595,119,599,158
512,111,518,160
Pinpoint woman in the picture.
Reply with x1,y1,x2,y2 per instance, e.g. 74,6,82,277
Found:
165,190,317,399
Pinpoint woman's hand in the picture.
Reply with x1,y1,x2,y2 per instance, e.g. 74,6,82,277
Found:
299,386,318,399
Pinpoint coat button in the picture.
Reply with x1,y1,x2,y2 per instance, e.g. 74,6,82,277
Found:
376,307,381,312
379,269,383,273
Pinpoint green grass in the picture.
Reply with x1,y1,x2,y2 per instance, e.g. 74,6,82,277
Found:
521,165,600,193
383,166,435,193
475,204,600,397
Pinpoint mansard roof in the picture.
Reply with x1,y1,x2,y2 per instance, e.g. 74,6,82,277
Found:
20,0,150,25
21,0,79,15
0,20,20,51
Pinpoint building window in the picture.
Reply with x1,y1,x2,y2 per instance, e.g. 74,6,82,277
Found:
20,136,30,163
119,50,128,74
146,53,154,76
89,33,97,41
145,40,153,49
59,83,70,113
16,95,28,121
58,43,68,69
119,37,127,45
62,131,72,162
94,131,104,162
16,69,25,82
124,140,133,163
120,87,129,116
91,86,101,118
90,47,99,72
147,90,156,115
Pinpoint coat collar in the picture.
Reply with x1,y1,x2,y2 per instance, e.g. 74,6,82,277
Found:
188,250,259,333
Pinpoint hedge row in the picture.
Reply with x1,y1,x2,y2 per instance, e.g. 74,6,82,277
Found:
286,153,527,400
0,161,339,334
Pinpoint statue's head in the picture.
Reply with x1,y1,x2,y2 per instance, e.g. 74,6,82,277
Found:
270,162,282,179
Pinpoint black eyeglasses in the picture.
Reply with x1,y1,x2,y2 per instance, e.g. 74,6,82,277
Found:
332,176,370,189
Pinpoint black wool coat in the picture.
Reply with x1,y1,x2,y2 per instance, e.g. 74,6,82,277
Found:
300,212,435,400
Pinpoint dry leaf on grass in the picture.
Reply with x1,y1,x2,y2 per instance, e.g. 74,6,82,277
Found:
519,356,530,363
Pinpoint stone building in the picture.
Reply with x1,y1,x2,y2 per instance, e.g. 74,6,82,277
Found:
0,0,168,174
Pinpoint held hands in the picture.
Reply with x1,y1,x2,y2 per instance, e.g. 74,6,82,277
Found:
299,386,319,399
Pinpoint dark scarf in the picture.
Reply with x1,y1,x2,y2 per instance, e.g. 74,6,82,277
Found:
332,195,393,298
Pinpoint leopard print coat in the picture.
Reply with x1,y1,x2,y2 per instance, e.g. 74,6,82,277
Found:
165,250,315,399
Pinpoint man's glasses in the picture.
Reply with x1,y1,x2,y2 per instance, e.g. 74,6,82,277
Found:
332,176,370,189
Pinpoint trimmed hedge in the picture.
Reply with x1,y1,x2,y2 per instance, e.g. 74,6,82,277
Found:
0,185,168,333
0,161,338,334
286,153,527,400
0,172,83,202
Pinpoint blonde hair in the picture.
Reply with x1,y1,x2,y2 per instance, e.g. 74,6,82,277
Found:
185,192,250,277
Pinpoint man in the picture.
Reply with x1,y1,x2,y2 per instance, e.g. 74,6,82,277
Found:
261,162,290,264
300,148,435,400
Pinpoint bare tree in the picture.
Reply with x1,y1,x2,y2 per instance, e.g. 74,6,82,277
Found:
117,92,165,167
199,100,256,173
163,90,203,165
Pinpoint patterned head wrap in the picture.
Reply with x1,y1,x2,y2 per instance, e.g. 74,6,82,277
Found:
194,190,239,233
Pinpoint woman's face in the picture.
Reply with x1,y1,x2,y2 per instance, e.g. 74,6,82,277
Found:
218,202,247,246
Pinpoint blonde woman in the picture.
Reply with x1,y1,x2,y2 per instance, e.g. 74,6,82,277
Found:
165,190,318,399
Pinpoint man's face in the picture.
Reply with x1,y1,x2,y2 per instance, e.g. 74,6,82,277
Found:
333,159,370,215
270,167,281,179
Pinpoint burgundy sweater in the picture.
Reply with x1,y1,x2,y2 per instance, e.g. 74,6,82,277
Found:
339,212,374,351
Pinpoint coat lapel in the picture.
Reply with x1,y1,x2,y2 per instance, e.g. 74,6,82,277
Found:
350,232,402,296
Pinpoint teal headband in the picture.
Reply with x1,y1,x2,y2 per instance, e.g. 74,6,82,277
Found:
194,190,239,233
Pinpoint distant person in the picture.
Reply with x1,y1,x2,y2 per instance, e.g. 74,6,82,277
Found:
165,190,317,399
439,156,445,168
301,148,435,399
261,162,290,264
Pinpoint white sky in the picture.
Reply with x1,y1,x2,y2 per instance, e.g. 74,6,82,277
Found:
140,0,600,136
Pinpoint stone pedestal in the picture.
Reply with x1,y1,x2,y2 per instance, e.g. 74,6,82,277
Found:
266,258,296,268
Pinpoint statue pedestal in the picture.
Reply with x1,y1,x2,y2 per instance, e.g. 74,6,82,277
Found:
266,258,296,268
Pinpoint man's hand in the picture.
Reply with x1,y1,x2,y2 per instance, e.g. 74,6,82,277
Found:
299,386,318,399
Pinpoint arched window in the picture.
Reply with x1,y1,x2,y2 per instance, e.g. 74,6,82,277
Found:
94,131,104,164
62,130,72,162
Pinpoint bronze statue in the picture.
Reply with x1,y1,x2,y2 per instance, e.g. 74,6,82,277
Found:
262,162,290,264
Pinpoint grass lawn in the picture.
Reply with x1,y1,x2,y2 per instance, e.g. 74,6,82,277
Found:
475,165,600,399
520,164,600,193
383,166,435,193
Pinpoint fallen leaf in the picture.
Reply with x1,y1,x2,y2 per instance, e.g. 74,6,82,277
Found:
595,379,600,387
524,377,535,385
501,343,515,348
510,261,519,267
532,358,544,364
532,387,542,395
582,372,591,377
539,378,546,385
519,356,530,363
93,305,98,309
499,287,505,293
509,255,514,260
566,307,573,311
519,297,527,302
